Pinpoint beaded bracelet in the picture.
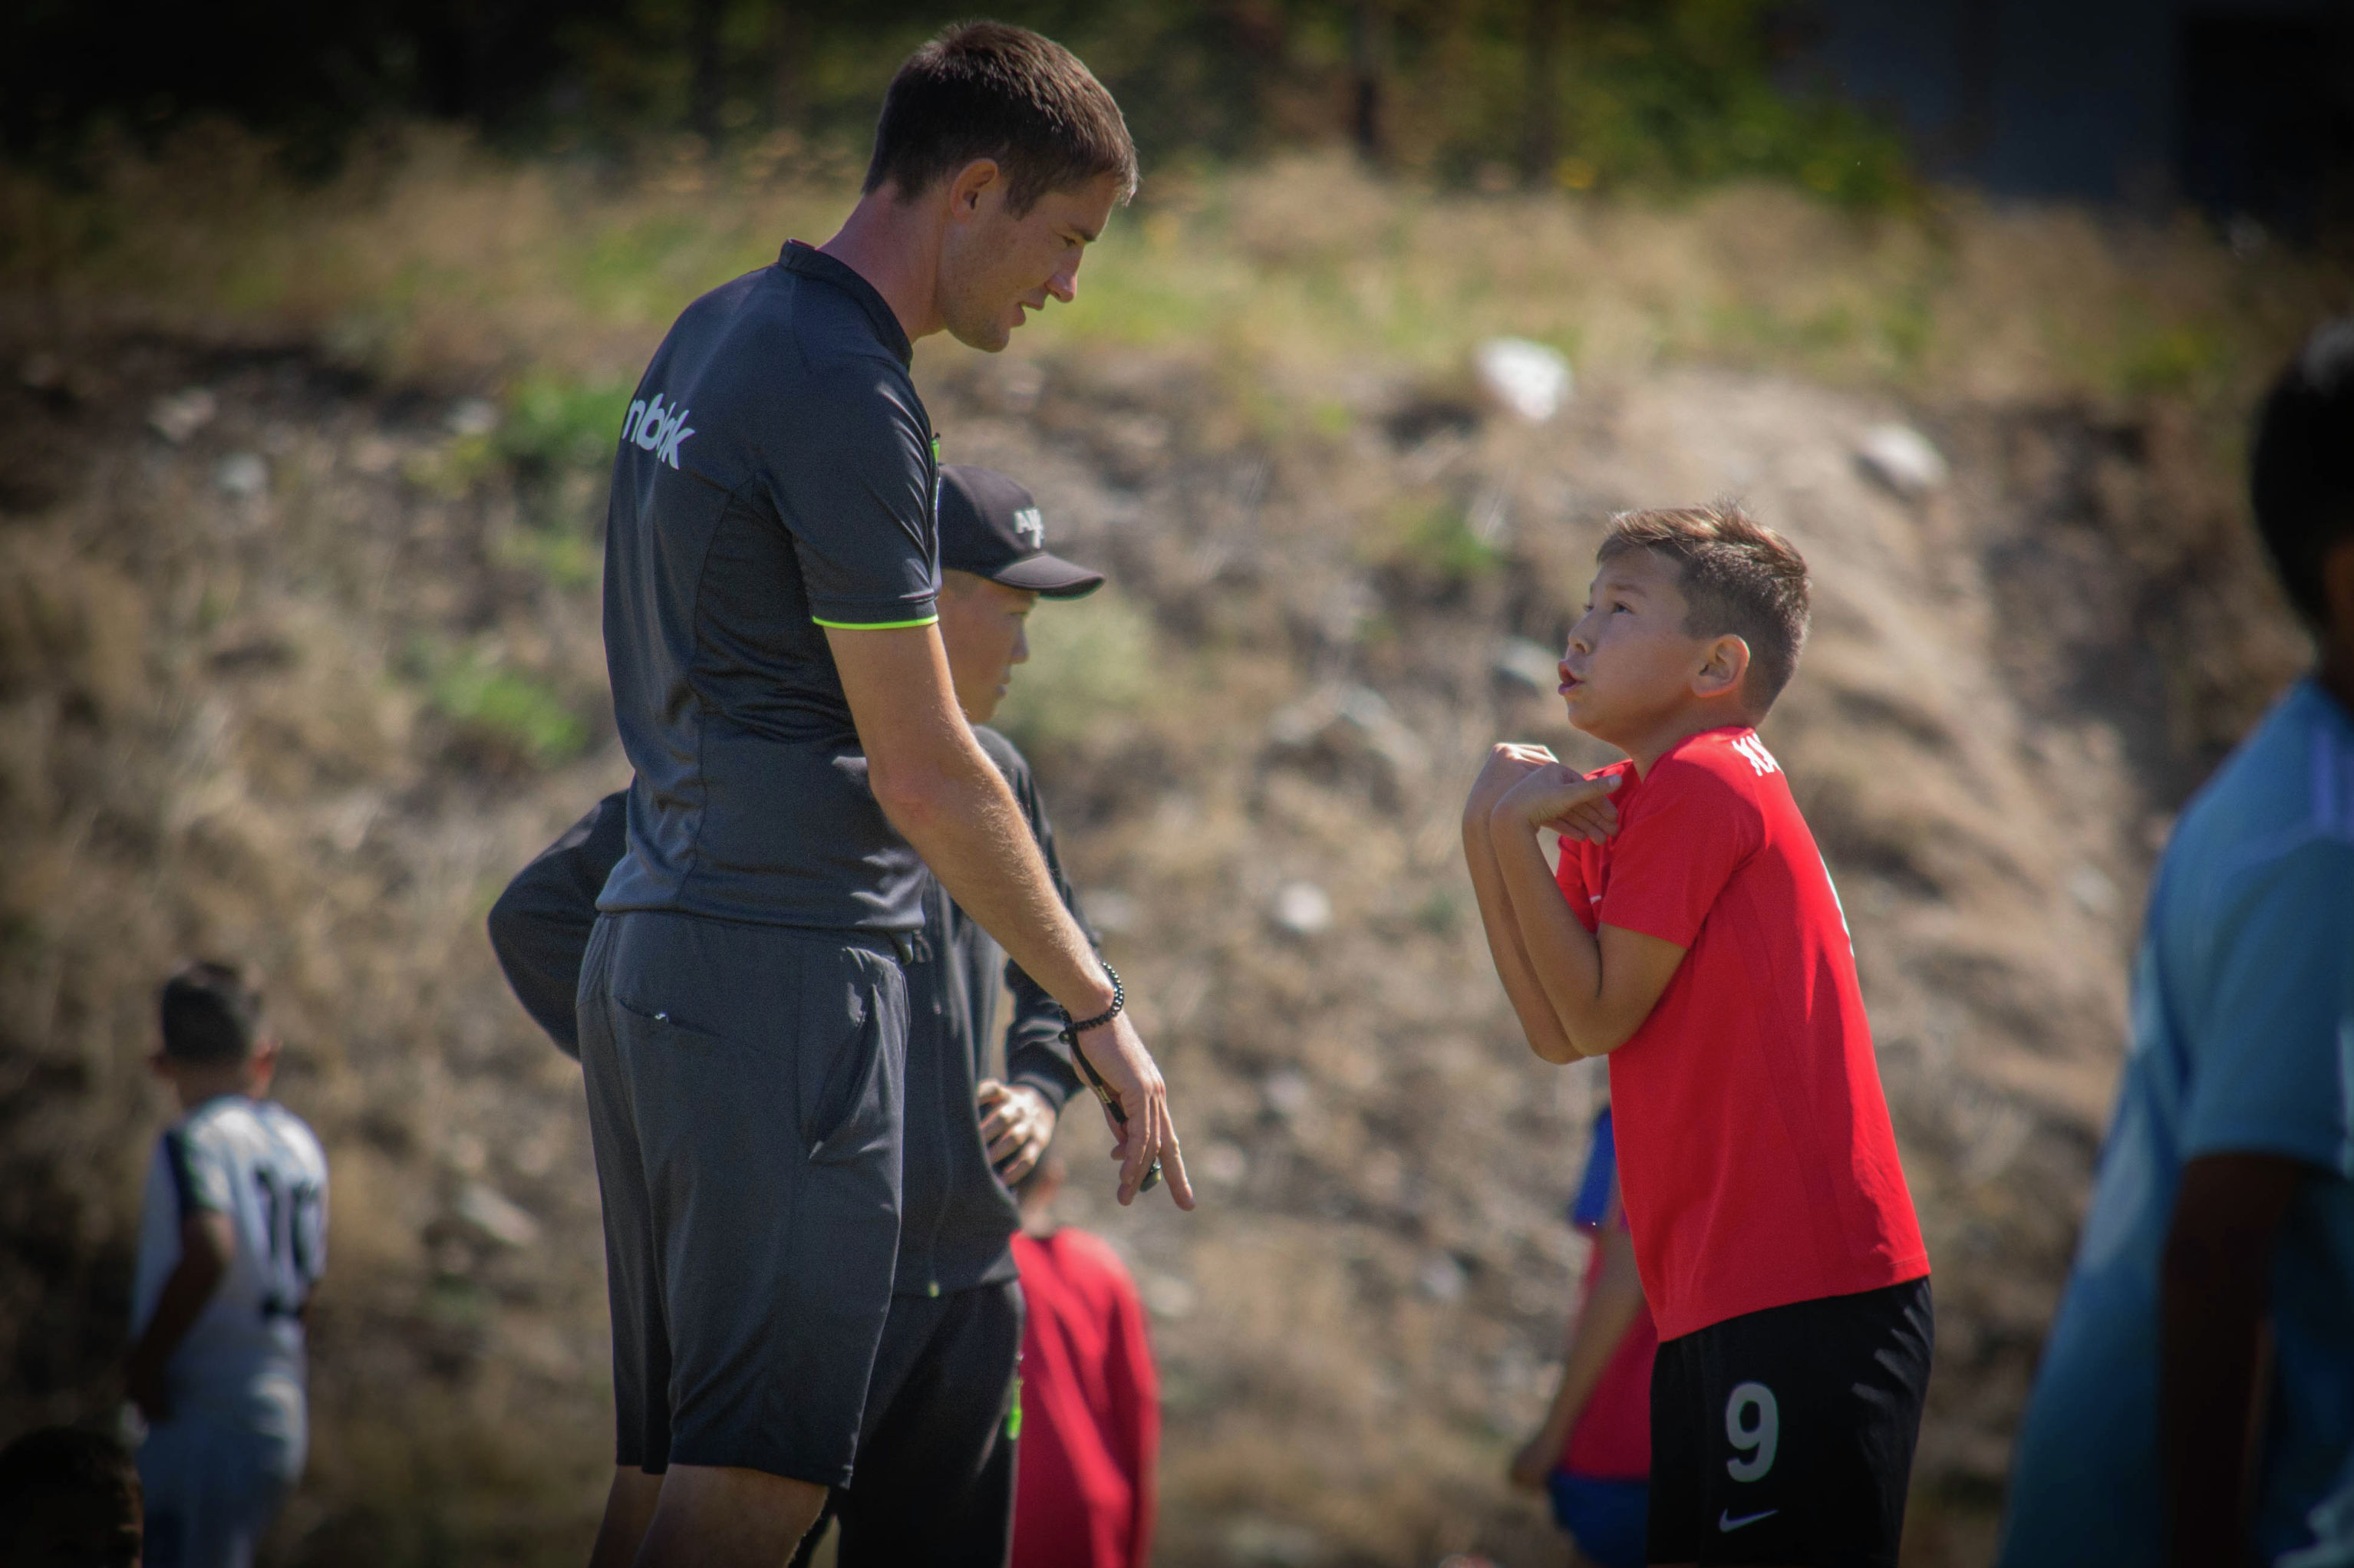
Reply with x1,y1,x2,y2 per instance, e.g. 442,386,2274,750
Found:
1059,963,1124,1042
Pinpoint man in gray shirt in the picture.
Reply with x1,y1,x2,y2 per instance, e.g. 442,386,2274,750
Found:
580,25,1192,1566
494,466,1114,1565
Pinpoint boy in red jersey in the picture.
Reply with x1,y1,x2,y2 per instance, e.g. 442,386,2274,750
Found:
1462,504,1930,1566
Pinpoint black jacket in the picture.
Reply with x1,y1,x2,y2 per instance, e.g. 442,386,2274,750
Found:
486,724,1087,1296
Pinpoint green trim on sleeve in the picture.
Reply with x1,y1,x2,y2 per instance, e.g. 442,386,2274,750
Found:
811,614,940,631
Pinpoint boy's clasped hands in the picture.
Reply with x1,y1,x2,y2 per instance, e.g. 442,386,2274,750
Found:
1466,743,1623,846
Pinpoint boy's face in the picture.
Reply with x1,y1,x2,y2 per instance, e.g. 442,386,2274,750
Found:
1559,548,1733,745
937,573,1039,724
936,167,1122,352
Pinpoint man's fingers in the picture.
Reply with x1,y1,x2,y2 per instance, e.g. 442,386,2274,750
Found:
1115,1113,1153,1204
1156,1115,1196,1211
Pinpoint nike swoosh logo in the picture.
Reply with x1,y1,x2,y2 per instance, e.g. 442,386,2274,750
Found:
1719,1507,1779,1532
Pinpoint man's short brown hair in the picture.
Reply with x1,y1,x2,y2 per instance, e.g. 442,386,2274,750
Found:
863,22,1137,216
1598,502,1812,713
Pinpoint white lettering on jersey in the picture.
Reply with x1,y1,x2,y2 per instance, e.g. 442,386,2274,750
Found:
1730,733,1781,776
621,392,696,470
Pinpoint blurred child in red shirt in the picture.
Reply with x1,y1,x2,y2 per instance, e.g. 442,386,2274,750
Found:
1010,1157,1158,1568
1510,1105,1656,1568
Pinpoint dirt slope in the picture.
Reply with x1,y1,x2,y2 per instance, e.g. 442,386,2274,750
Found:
0,326,2303,1566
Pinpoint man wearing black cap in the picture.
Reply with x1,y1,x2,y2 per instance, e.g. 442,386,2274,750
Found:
491,467,1119,1566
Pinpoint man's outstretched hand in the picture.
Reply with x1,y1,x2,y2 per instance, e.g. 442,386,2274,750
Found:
1075,1012,1195,1210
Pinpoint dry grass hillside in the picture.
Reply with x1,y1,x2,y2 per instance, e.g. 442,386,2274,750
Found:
0,140,2330,1565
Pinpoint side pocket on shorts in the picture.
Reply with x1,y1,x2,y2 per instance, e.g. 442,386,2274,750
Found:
800,957,896,1166
611,995,730,1057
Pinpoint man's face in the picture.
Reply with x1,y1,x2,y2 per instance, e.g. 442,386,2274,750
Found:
938,573,1039,723
937,167,1123,352
1558,548,1718,746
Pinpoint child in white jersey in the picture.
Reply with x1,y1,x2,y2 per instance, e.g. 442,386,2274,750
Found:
127,962,328,1568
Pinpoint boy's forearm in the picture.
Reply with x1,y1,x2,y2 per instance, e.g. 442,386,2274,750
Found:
1534,1231,1646,1450
1490,819,1608,1054
129,1216,231,1386
2160,1154,2309,1566
1462,818,1580,1064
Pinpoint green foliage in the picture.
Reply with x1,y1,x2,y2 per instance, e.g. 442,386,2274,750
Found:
498,375,634,472
2118,321,2228,399
992,588,1161,752
1395,0,1915,205
412,642,588,768
1376,499,1504,588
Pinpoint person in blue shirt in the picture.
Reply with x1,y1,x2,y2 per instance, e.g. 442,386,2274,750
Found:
1999,319,2354,1566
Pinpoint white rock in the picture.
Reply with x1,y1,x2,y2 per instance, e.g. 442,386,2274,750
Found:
1473,337,1572,423
149,387,218,445
1271,880,1333,936
457,1182,541,1248
446,397,501,437
214,452,269,499
1197,1140,1249,1187
1142,1273,1198,1320
1418,1252,1468,1303
1222,1518,1324,1567
1855,422,1948,497
1261,1069,1311,1119
1083,888,1139,935
2067,864,2120,917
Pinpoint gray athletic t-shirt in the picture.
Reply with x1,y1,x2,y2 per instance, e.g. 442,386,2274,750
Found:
598,242,941,932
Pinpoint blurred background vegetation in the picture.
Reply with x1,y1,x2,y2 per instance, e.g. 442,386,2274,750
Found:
3,5,2350,1563
5,0,1910,202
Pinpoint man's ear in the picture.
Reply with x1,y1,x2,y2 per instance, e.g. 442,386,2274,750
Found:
945,159,1003,222
1693,634,1751,700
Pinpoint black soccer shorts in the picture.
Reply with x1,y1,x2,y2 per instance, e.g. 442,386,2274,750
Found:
1647,1277,1933,1566
577,909,912,1485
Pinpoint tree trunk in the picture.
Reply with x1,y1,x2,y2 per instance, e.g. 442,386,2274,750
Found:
770,0,803,134
690,0,725,146
1521,0,1564,186
1352,0,1390,166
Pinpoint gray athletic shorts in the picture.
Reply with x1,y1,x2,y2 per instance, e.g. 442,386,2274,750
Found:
577,909,912,1484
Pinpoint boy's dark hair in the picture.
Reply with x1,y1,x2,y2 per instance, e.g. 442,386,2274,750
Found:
2252,318,2354,631
160,960,263,1063
863,21,1136,216
1597,502,1812,713
0,1423,140,1516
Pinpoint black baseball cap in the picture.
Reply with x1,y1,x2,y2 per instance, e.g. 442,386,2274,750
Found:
938,466,1105,599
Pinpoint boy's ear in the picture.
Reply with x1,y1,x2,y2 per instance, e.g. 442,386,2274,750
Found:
1693,634,1751,700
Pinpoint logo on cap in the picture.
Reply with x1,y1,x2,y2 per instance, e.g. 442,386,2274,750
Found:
1011,506,1044,549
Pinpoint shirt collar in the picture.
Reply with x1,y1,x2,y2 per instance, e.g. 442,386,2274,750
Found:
780,241,915,368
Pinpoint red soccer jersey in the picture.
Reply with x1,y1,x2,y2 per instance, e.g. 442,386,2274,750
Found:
1011,1228,1159,1568
1556,725,1927,1341
1558,1207,1659,1480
